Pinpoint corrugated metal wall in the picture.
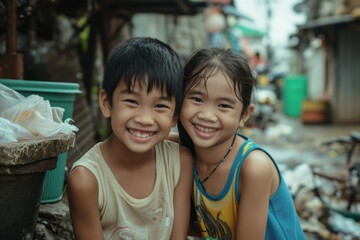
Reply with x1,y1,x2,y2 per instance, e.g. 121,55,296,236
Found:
332,27,360,123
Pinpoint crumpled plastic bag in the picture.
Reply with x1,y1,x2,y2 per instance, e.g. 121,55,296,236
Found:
0,83,79,142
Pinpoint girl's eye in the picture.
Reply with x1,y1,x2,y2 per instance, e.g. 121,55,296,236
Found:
219,104,231,109
190,97,202,103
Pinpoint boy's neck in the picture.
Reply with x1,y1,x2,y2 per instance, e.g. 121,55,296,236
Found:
102,135,156,169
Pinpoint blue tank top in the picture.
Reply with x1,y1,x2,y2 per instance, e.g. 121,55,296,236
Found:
193,134,306,240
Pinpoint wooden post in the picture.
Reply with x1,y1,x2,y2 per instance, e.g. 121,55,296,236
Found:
0,0,24,79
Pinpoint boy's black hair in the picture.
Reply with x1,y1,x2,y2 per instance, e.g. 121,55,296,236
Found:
102,37,184,115
179,47,255,156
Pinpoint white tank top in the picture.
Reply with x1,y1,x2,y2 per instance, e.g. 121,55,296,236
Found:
71,140,180,240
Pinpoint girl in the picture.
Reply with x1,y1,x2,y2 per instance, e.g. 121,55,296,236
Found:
179,47,305,240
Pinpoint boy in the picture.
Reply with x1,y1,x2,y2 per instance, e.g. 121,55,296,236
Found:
67,37,193,240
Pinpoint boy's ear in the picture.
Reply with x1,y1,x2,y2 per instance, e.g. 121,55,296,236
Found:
239,104,255,128
99,89,111,118
171,115,178,128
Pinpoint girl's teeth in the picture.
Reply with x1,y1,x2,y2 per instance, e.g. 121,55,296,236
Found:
196,125,216,133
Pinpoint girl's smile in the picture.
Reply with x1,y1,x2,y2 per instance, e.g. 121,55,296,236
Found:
180,71,243,149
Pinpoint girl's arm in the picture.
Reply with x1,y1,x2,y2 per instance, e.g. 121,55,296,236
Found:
170,146,194,240
236,150,275,240
67,166,104,240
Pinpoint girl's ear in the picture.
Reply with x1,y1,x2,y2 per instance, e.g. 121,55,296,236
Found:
99,89,112,118
239,104,255,128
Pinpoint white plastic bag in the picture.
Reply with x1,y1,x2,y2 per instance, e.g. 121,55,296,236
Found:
0,117,34,142
0,83,78,142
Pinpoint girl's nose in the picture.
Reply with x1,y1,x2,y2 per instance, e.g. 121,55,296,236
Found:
197,105,217,122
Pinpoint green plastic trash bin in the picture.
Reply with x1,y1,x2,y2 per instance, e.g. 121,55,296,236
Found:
283,75,308,117
0,79,81,203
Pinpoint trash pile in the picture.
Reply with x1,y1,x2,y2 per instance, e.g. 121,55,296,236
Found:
283,163,360,239
248,121,360,240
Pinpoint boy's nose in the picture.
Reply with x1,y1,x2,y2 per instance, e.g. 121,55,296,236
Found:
134,111,155,125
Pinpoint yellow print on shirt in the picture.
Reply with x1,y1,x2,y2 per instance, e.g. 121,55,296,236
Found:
196,204,232,240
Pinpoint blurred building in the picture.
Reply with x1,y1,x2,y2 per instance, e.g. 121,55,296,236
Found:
290,0,360,124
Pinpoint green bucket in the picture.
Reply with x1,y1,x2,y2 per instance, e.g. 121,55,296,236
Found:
283,75,308,117
0,79,81,203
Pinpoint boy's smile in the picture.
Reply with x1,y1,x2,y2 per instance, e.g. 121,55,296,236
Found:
102,80,177,154
128,128,156,139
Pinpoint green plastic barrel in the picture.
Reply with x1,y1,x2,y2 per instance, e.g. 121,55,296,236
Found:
283,75,308,117
0,79,81,203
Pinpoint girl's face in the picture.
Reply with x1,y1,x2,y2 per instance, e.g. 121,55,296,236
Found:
100,80,177,153
180,71,251,150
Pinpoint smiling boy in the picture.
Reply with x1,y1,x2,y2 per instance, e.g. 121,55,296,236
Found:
67,37,193,240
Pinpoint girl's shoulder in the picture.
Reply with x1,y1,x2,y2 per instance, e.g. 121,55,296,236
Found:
238,135,280,197
236,133,276,179
236,133,274,164
241,149,274,180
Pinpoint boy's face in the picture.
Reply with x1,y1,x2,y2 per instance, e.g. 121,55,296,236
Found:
180,71,251,150
101,80,177,153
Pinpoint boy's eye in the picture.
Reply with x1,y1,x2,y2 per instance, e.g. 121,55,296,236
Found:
155,104,170,109
124,99,138,104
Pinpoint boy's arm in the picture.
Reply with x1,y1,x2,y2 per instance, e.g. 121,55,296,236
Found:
170,146,193,240
67,166,104,240
236,150,274,240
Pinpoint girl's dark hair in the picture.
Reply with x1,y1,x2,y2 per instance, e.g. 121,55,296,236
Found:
102,37,184,114
179,47,255,155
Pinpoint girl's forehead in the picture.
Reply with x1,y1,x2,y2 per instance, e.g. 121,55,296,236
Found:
190,71,233,89
187,71,241,100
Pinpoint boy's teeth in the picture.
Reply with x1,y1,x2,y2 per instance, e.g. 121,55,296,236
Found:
129,129,154,138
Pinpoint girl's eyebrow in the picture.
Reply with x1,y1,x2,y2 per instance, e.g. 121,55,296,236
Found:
187,89,204,95
188,89,237,104
218,96,237,104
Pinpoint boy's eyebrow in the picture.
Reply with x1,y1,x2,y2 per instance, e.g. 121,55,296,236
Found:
119,88,135,94
120,88,173,100
159,95,172,101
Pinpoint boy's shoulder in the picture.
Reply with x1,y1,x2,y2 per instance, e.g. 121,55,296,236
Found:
82,142,102,157
72,143,102,167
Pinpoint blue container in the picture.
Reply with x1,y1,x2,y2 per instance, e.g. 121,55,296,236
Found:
283,75,308,117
